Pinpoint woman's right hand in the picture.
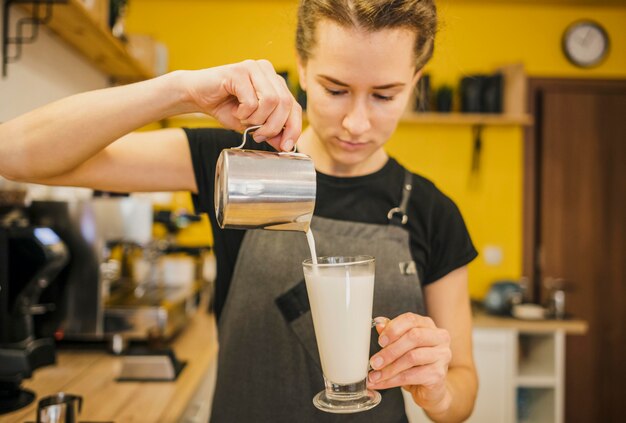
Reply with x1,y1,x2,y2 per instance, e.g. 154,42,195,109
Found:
177,60,302,152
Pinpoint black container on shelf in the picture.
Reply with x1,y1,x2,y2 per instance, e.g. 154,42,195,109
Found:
460,73,503,113
460,75,485,113
482,73,503,113
434,85,453,112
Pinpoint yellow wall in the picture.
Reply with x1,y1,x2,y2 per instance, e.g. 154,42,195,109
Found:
127,0,626,299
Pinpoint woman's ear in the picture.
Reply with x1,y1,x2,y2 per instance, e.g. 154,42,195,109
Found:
296,58,307,91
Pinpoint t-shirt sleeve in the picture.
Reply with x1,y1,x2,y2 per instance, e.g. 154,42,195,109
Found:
424,189,478,285
183,127,242,214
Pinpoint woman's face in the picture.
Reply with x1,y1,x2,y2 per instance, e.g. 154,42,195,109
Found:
298,20,419,175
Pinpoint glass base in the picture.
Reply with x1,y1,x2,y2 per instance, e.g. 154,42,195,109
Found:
312,378,381,414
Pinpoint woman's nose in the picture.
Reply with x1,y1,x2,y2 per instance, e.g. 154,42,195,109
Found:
342,99,371,136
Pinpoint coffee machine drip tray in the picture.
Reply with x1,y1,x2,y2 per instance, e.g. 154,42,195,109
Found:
104,283,198,341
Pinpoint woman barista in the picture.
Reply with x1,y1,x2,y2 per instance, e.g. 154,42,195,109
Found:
0,0,478,421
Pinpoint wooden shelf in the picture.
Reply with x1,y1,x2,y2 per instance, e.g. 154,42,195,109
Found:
19,0,153,80
170,112,534,127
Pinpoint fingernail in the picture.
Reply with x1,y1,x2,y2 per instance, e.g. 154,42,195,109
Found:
369,371,381,383
373,317,388,327
370,356,384,370
282,139,294,151
253,134,267,142
379,335,389,347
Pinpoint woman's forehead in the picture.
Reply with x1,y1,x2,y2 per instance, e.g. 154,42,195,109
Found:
309,20,417,81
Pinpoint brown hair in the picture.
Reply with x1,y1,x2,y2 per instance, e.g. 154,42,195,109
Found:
296,0,437,71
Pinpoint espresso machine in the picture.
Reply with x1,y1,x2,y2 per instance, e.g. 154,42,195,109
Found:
27,197,203,346
0,198,69,413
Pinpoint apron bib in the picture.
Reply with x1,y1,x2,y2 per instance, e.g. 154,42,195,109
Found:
210,174,424,423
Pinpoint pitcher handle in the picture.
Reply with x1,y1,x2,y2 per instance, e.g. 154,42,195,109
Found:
237,125,297,152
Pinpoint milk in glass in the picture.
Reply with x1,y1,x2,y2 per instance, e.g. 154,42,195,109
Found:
304,268,374,384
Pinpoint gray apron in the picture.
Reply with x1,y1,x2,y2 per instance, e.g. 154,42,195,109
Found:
210,171,425,423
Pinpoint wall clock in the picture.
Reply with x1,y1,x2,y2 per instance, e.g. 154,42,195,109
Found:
562,21,609,68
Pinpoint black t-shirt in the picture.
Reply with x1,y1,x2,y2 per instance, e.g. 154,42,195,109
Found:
184,127,478,320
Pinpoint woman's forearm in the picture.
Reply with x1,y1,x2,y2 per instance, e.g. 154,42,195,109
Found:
0,71,190,181
424,365,478,423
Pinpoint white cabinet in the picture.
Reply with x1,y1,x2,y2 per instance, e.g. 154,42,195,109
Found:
468,329,517,422
471,328,566,423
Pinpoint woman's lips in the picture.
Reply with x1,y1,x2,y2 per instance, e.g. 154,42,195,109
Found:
336,138,368,151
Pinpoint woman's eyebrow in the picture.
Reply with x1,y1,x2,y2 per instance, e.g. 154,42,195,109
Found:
318,75,349,87
318,74,405,90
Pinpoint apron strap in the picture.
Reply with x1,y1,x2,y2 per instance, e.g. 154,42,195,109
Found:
387,170,413,226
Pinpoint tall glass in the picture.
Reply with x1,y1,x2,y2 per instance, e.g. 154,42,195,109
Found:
302,256,381,413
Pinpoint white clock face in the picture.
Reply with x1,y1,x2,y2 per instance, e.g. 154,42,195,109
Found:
564,22,609,67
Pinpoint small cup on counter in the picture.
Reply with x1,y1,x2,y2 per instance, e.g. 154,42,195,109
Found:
37,392,82,423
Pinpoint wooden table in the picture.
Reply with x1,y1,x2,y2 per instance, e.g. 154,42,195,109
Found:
3,311,217,423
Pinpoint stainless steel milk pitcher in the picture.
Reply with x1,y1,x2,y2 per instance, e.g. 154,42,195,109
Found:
215,126,316,232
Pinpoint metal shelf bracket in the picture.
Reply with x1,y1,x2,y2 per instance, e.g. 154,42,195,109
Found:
2,0,67,78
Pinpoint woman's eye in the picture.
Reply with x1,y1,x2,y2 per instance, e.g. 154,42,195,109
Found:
374,93,394,101
325,88,346,96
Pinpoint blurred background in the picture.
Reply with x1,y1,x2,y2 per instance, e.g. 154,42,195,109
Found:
0,1,624,422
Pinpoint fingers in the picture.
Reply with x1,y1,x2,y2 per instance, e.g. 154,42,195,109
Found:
267,92,302,152
238,61,280,127
376,312,437,348
368,361,447,391
186,61,302,147
370,325,449,370
236,60,301,151
226,64,260,123
366,313,451,390
368,346,450,387
373,317,390,335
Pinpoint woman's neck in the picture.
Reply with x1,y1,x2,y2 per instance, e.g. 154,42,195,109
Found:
297,127,389,177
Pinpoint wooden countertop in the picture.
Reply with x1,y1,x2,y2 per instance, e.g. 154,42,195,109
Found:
473,309,588,334
3,310,217,423
3,305,585,422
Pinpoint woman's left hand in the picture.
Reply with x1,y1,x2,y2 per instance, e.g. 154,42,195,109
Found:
367,312,453,415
